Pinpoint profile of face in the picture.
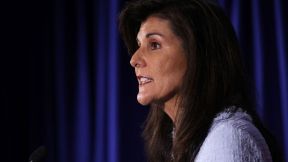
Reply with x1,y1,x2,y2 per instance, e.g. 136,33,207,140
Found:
130,16,187,106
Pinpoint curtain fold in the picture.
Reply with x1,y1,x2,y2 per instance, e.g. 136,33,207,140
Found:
54,0,68,161
53,0,120,161
251,0,265,119
74,0,91,161
274,0,288,160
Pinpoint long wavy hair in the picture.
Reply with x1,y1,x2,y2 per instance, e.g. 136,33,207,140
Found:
119,0,281,161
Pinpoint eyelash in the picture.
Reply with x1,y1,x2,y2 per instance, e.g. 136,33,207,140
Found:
150,42,161,50
136,41,161,51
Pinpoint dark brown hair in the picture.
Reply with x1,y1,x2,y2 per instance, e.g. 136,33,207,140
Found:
119,0,281,161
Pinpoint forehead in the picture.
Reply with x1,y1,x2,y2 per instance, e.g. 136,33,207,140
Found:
137,16,173,39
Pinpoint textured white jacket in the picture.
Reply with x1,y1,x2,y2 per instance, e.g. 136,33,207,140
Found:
195,107,272,162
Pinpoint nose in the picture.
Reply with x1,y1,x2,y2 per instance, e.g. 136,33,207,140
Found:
130,50,145,68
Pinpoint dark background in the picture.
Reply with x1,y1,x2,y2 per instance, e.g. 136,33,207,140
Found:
1,0,287,162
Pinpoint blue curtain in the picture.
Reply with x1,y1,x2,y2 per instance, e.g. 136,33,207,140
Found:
48,0,147,161
2,0,287,162
50,0,288,161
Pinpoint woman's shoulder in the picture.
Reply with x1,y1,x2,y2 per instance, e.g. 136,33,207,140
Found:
194,106,273,162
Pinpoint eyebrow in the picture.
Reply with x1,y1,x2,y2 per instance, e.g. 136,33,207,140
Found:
146,32,164,38
136,32,164,43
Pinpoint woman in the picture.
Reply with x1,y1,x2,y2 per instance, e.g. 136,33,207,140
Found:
119,0,278,161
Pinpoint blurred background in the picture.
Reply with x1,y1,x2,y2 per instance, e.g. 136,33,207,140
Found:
1,0,287,161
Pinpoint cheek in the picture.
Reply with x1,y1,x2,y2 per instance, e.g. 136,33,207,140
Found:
159,56,186,80
155,63,185,93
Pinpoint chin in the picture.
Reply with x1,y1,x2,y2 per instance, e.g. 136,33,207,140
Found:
137,96,152,106
137,100,151,106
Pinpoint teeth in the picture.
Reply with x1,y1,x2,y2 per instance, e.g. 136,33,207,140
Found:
139,77,152,85
140,77,149,82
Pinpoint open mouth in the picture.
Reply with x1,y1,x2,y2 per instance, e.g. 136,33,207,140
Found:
137,76,153,86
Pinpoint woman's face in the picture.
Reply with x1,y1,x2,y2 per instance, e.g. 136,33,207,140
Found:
130,16,187,106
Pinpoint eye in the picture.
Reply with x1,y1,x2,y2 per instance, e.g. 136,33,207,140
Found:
150,42,161,50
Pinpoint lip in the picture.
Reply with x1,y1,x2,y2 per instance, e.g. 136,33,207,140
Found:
137,75,153,86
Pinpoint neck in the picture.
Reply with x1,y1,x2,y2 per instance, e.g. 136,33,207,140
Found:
163,95,180,123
